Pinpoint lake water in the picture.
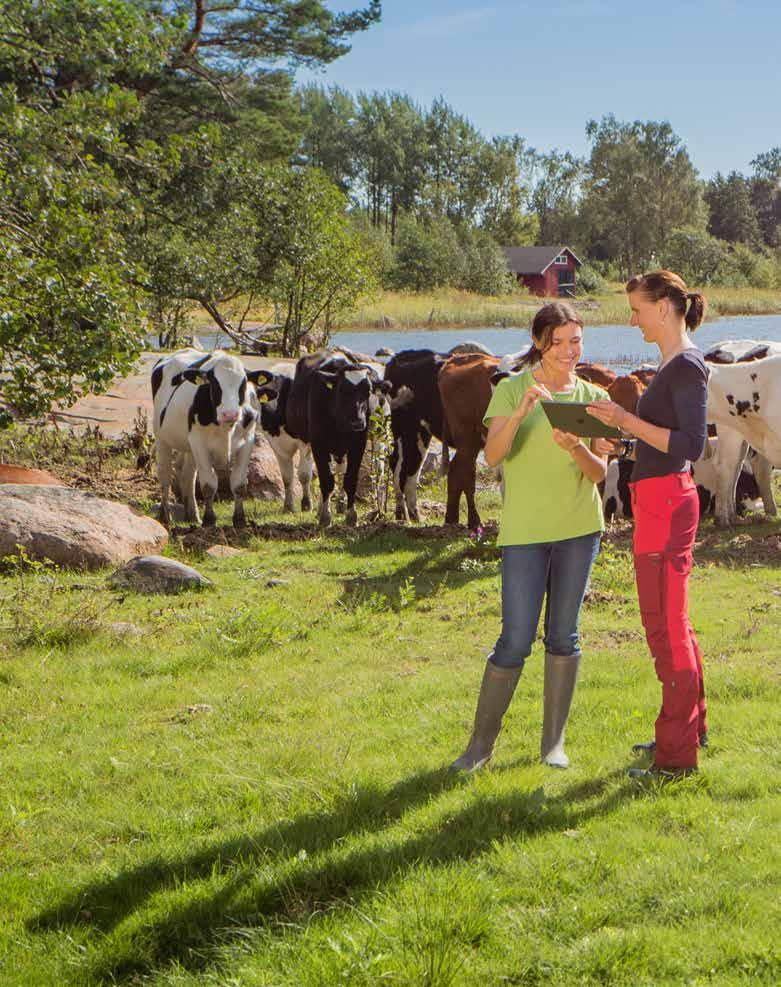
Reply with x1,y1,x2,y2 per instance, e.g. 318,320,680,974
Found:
185,312,781,372
331,313,781,371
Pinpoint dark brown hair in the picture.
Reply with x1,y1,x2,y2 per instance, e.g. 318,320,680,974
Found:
626,270,707,331
516,302,584,368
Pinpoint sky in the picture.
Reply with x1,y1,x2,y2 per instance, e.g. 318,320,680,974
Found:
300,0,781,179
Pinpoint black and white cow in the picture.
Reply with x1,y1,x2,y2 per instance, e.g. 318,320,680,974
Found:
601,439,762,522
384,349,448,521
255,362,315,513
704,340,781,525
284,351,392,526
151,349,272,527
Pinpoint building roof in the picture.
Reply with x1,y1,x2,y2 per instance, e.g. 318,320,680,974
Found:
503,245,583,275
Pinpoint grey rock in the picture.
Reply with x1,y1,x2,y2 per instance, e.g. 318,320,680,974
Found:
108,555,212,594
0,485,167,570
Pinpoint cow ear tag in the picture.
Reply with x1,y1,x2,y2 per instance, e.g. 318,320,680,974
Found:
259,393,269,403
326,381,335,390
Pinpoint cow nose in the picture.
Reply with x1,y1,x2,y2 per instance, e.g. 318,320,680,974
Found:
220,410,239,423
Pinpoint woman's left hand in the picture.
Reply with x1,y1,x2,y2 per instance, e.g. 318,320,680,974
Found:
587,400,629,430
551,428,582,452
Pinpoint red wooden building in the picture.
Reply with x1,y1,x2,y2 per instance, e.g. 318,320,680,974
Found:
503,245,582,297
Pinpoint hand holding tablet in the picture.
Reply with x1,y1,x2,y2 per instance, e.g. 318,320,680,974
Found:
540,401,622,439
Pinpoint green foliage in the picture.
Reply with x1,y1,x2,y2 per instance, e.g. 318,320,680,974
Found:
706,171,763,247
581,115,704,277
575,262,608,294
459,226,515,295
389,214,464,292
0,84,144,418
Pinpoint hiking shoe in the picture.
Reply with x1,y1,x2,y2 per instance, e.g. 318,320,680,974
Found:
631,733,708,755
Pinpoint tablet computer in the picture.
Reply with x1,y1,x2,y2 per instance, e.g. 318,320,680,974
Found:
540,401,621,439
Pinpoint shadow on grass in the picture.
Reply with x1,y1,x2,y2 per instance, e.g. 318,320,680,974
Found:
31,766,634,983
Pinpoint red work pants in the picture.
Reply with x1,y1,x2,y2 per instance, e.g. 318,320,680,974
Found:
630,471,707,770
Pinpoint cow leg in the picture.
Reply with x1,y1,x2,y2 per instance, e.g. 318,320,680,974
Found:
464,441,482,531
333,455,347,513
155,439,174,526
391,434,409,521
313,446,335,527
191,445,219,527
276,446,297,513
444,450,462,525
751,452,778,517
404,426,430,522
229,437,255,528
178,452,200,524
714,430,748,526
298,445,314,512
343,439,366,526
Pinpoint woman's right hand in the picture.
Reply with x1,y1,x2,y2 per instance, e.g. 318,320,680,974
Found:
515,383,553,421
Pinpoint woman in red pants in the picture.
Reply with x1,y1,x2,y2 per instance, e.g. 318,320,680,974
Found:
587,271,709,779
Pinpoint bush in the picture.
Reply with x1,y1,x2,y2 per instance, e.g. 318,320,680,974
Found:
576,262,608,294
458,228,514,295
387,215,464,291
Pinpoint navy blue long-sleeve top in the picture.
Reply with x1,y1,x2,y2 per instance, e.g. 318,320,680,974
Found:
631,349,709,482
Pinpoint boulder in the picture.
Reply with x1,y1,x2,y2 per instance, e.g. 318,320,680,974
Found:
0,485,167,569
0,464,64,486
108,555,211,593
375,347,395,357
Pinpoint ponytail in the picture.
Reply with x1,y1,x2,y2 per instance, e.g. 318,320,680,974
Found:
685,291,706,331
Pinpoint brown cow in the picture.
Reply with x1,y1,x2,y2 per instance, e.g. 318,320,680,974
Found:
607,373,646,416
0,464,63,485
629,367,657,387
576,362,617,388
438,352,501,528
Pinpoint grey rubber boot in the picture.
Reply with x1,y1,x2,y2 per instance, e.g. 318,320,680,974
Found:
540,652,582,768
450,662,522,772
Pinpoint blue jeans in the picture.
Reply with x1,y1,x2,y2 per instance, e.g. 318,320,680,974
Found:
490,531,601,669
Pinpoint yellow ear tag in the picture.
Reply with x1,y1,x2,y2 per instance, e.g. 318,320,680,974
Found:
259,393,269,403
326,381,335,390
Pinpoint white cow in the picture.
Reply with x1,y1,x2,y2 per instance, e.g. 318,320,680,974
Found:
704,340,781,525
151,349,271,527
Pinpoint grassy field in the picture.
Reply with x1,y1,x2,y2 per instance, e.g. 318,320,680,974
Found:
189,286,781,335
1,430,780,986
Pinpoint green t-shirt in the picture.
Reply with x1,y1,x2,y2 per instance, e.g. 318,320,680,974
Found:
484,370,609,546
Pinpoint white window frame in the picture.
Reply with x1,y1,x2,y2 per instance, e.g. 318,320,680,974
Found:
554,254,568,265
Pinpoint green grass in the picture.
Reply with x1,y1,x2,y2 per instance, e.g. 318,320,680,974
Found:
1,464,780,985
188,285,781,336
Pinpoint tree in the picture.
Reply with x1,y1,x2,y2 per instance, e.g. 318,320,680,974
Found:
459,227,514,295
388,215,463,292
580,115,704,277
661,227,729,284
0,85,143,419
252,168,380,354
750,148,781,248
705,172,762,247
528,149,582,246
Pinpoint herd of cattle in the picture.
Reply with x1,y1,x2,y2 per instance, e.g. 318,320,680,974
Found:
150,337,781,531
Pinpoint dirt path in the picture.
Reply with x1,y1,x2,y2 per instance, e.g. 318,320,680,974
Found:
51,353,289,437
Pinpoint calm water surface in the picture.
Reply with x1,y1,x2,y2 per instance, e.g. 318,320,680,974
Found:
331,314,781,371
186,313,781,372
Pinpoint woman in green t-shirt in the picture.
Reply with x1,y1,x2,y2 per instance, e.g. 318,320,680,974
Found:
451,302,610,772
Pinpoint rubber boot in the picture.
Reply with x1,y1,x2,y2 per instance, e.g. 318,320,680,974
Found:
540,652,582,768
449,662,522,772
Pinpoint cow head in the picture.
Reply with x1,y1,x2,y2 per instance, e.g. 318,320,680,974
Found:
181,354,249,426
317,366,391,432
